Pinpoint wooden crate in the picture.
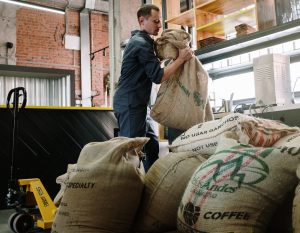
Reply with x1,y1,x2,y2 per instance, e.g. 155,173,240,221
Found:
198,36,225,48
235,23,256,37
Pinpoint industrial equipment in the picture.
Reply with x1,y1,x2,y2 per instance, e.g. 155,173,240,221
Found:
7,179,57,233
253,53,292,106
6,87,57,233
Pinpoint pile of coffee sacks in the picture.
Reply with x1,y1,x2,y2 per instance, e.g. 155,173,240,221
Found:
52,113,300,233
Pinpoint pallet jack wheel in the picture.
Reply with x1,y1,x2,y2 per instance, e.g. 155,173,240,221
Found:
12,213,34,233
8,212,19,233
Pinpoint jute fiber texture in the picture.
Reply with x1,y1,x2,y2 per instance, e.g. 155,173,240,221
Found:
169,113,241,155
151,29,213,130
133,151,207,233
170,113,300,156
237,115,300,147
177,135,300,233
293,165,300,233
53,163,77,206
52,137,148,233
274,133,300,233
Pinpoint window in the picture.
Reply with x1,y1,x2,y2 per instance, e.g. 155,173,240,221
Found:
205,38,300,111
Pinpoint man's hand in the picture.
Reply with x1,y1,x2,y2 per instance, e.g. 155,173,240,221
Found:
177,47,194,62
161,47,194,83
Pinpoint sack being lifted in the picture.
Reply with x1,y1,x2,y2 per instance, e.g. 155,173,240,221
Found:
151,29,213,131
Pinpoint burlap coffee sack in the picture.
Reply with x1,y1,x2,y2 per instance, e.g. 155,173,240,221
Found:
151,29,213,131
293,165,300,233
170,113,300,156
155,28,191,60
237,115,300,147
53,164,77,206
169,113,241,155
273,132,300,148
133,151,207,233
272,132,300,233
177,135,300,233
51,137,148,233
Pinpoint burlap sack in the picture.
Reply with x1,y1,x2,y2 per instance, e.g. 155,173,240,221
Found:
293,165,300,233
273,132,300,148
177,135,300,233
53,164,77,206
133,151,207,233
237,115,300,147
169,113,242,155
155,28,191,60
51,137,148,233
271,132,300,233
151,29,213,130
170,113,300,156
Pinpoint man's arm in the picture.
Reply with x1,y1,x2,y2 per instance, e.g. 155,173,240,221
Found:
160,47,194,83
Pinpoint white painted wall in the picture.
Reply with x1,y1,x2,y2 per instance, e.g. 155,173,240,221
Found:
0,3,17,65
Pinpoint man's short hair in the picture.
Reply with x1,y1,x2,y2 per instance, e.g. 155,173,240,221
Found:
137,4,160,19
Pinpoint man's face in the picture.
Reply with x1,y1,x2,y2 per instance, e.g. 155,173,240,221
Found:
139,9,162,36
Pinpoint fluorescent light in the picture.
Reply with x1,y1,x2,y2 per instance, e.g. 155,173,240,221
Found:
0,0,65,14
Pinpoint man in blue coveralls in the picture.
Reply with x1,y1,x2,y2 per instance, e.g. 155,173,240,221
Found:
113,4,193,171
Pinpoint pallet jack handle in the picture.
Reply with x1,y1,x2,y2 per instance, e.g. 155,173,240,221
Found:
6,87,27,117
6,87,27,207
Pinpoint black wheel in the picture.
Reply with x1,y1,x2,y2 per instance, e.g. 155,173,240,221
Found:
12,213,34,233
8,212,20,233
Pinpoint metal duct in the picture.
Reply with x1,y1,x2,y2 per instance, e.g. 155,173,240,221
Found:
80,8,92,107
85,0,108,13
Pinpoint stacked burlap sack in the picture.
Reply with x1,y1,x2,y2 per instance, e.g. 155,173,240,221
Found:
151,29,213,131
52,137,208,233
51,137,148,233
52,113,300,233
174,113,300,233
294,163,300,233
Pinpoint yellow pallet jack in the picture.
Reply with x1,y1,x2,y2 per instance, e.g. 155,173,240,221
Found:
6,87,57,233
7,179,57,233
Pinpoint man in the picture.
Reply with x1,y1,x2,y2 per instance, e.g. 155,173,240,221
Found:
113,4,193,171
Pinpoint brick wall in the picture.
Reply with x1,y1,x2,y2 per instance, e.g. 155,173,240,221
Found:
16,8,109,107
90,12,109,107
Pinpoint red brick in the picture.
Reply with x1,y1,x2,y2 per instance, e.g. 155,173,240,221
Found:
16,8,109,106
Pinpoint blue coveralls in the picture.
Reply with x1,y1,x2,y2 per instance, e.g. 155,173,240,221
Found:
113,30,163,171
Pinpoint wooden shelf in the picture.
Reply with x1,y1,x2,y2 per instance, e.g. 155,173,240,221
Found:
165,8,195,27
163,0,259,49
195,0,255,15
196,6,256,36
195,18,300,64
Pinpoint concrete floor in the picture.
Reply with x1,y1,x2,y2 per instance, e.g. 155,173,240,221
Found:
0,209,14,233
0,208,51,233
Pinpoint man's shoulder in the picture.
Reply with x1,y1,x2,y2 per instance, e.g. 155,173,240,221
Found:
130,31,152,46
131,34,148,45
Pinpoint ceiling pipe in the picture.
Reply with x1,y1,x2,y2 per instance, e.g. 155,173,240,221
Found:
0,0,65,14
64,1,70,35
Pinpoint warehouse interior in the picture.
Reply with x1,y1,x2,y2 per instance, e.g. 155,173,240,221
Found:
1,0,300,232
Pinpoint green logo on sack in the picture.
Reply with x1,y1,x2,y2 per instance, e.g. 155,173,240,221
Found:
177,80,190,97
193,91,205,108
192,145,273,193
